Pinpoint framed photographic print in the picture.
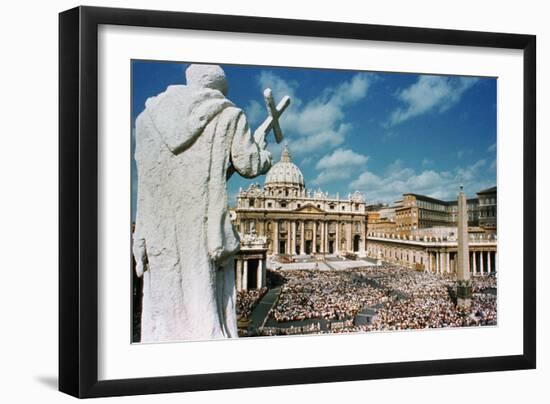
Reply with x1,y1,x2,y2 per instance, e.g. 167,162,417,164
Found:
59,5,536,398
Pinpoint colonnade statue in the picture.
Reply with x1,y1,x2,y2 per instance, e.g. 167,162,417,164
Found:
132,64,290,342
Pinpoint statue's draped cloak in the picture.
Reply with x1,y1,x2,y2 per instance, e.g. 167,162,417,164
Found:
133,85,271,342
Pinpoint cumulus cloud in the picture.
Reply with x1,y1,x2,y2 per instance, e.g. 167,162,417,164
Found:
244,99,265,128
387,75,479,126
311,148,368,186
488,142,497,152
316,148,369,169
249,71,373,154
350,159,493,203
457,149,472,159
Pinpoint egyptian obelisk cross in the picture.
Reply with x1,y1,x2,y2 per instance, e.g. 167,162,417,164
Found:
456,186,472,308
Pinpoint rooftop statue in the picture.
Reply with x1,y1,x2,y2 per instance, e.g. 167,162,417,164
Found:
132,64,290,342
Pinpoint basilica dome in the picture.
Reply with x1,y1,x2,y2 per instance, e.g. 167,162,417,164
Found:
264,145,305,191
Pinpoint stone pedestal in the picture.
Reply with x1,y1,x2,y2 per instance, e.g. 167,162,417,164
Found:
456,281,472,309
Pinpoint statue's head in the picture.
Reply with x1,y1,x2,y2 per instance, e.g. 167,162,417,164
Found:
185,64,228,95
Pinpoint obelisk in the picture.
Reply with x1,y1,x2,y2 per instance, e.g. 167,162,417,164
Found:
456,186,472,308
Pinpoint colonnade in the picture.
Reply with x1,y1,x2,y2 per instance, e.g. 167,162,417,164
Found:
271,219,365,255
367,241,497,276
469,250,497,276
427,250,496,275
235,257,267,292
427,251,454,274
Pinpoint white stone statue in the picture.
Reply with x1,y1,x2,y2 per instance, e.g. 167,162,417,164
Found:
132,64,280,342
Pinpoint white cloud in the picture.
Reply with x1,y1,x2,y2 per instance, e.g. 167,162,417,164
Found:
488,142,497,152
351,159,493,203
387,75,479,126
244,99,264,128
311,148,369,186
316,148,368,170
251,71,373,154
457,149,472,159
300,156,314,166
310,170,353,186
257,71,300,107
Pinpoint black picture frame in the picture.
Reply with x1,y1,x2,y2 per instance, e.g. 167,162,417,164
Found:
59,5,536,398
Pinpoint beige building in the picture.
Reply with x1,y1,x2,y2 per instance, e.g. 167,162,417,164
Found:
477,186,497,231
368,190,494,237
366,188,498,276
233,145,368,257
366,232,497,275
393,193,481,235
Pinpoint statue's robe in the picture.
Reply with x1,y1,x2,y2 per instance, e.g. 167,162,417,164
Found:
133,84,271,342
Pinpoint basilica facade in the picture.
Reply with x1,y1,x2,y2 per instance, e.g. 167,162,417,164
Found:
233,145,368,257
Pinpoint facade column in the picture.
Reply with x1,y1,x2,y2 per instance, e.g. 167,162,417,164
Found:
312,221,317,253
287,220,292,255
361,222,366,254
242,259,248,291
320,221,325,253
300,221,305,255
292,221,297,255
236,259,242,291
273,221,279,254
325,221,329,253
472,251,477,275
344,222,349,252
257,259,263,289
436,252,440,274
349,222,353,252
480,251,485,275
446,252,450,274
335,221,340,254
487,251,492,274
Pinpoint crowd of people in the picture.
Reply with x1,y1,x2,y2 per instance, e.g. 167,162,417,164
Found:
236,287,267,321
268,270,389,323
263,264,497,335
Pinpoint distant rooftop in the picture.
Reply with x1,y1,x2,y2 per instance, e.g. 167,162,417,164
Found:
477,186,497,194
399,191,490,207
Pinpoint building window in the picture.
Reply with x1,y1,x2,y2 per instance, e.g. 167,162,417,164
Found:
297,204,301,208
267,202,272,208
281,203,287,208
317,204,321,209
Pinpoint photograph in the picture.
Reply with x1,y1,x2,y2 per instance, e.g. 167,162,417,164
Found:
131,61,498,343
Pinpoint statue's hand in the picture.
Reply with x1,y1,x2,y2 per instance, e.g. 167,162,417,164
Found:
133,237,148,278
253,128,267,150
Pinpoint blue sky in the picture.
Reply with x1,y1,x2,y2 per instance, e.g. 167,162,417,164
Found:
131,60,496,218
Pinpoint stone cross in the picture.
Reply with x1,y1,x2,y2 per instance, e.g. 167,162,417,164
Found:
257,88,291,143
